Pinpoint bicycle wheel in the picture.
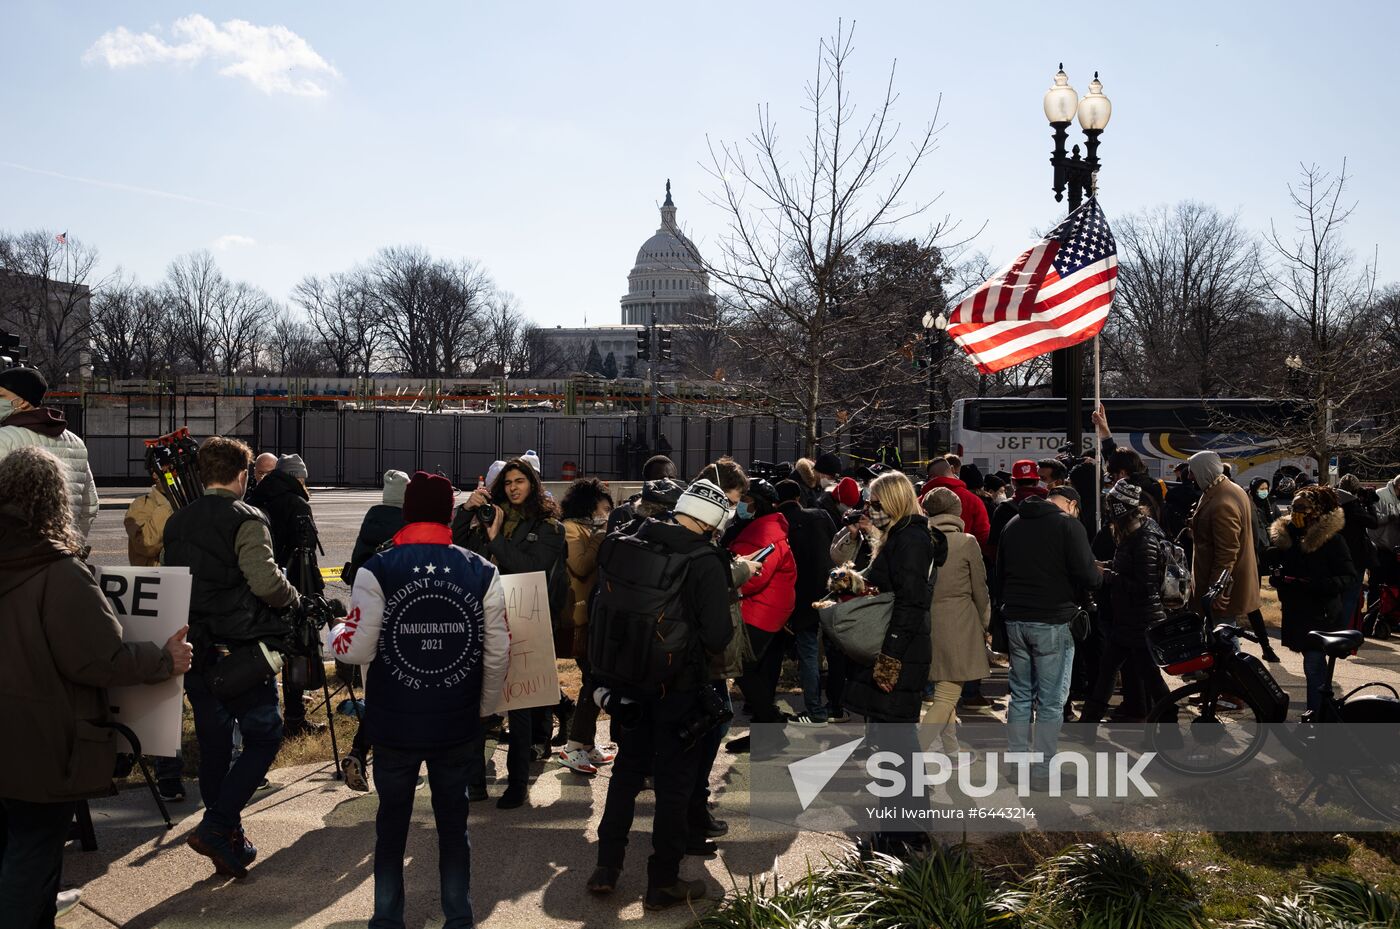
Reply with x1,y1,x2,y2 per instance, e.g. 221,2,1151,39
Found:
1338,703,1400,824
1145,679,1268,777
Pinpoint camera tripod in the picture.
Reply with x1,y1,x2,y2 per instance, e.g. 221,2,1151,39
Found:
290,515,362,780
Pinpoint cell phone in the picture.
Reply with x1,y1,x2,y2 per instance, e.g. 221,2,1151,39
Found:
751,543,776,563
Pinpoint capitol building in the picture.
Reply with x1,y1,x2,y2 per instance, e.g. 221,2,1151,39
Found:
529,181,712,377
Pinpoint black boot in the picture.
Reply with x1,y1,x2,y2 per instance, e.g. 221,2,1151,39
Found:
553,694,575,747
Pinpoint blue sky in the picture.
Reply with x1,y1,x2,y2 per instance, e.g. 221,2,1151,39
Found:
2,2,1395,327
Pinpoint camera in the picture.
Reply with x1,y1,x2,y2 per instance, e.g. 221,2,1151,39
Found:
843,506,867,526
472,503,498,527
593,687,642,729
676,685,734,749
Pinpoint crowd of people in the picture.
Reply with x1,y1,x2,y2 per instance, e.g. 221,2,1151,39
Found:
2,358,1400,926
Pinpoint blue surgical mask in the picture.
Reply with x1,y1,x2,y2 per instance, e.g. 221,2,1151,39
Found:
1256,489,1269,500
736,501,753,521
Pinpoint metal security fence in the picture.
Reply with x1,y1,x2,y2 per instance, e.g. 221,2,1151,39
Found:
60,394,842,485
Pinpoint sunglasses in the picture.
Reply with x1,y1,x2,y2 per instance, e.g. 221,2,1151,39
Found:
868,499,884,512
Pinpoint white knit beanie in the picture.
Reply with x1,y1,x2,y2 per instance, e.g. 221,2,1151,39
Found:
675,478,731,529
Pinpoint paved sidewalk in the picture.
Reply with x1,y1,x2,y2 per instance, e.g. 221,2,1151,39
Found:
62,719,847,929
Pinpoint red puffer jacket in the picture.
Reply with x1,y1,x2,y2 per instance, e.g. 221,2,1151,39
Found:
728,512,798,633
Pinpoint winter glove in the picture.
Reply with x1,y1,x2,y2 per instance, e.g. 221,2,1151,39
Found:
873,653,902,693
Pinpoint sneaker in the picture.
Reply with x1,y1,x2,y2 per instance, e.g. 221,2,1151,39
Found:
586,865,621,895
342,753,369,792
789,714,829,727
827,710,851,724
587,743,617,765
254,778,274,792
725,735,751,754
157,778,186,802
960,695,1001,710
645,878,707,911
467,785,489,802
55,889,81,919
231,827,258,865
187,825,250,879
530,743,552,763
497,784,527,810
284,719,327,738
556,747,599,776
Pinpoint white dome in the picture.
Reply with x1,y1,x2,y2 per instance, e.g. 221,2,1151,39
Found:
633,229,703,272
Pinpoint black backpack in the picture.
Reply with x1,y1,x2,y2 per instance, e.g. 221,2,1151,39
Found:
587,521,719,696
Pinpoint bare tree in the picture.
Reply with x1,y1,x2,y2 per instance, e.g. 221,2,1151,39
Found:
163,251,226,374
210,281,271,375
699,23,953,452
0,230,102,379
1101,202,1264,396
428,259,492,378
479,291,532,377
1224,162,1397,479
89,271,167,379
368,246,445,377
264,305,323,377
293,270,382,376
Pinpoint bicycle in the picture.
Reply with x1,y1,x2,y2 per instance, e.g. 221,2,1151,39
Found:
1143,571,1400,823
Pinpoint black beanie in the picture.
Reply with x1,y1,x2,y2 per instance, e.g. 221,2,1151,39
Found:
0,367,47,408
814,452,842,476
775,479,803,503
959,463,985,491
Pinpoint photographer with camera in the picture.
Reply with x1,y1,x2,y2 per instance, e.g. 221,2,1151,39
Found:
248,453,327,738
453,458,569,809
330,471,509,929
586,477,736,910
161,436,299,879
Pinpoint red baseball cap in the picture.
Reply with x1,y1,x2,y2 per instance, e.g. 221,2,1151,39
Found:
1011,459,1039,481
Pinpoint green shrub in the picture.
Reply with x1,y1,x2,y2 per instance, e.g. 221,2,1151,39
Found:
1303,875,1400,927
697,866,851,929
1230,895,1373,928
1001,839,1203,929
828,846,1015,929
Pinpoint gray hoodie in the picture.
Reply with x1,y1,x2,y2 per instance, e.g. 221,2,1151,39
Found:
1188,451,1224,490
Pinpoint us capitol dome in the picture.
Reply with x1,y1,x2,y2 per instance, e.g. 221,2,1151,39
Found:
620,180,711,326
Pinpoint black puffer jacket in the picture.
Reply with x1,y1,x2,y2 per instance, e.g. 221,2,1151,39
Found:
1104,518,1167,647
344,503,404,586
1247,478,1280,574
843,514,934,723
247,469,323,595
995,496,1102,623
1337,490,1378,573
1266,510,1356,652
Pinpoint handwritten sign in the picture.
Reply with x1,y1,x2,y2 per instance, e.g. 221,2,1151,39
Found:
91,566,191,757
499,571,561,712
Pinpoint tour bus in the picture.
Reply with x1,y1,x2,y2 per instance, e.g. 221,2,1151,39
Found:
949,397,1315,486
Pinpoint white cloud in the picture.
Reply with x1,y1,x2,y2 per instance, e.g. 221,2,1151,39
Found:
213,234,256,250
84,15,339,97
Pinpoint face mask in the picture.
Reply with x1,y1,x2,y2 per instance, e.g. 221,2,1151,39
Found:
820,478,835,491
1256,489,1269,500
870,510,891,528
736,501,753,521
591,516,608,528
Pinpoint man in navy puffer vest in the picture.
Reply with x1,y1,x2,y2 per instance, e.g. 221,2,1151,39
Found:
331,471,509,929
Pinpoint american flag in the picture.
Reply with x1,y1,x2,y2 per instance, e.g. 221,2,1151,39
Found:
947,198,1117,374
55,231,67,245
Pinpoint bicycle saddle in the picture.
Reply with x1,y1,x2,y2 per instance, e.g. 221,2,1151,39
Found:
1306,629,1363,657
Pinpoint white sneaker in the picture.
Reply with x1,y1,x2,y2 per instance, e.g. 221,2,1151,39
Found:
789,714,829,727
56,889,82,920
587,743,617,765
556,747,599,776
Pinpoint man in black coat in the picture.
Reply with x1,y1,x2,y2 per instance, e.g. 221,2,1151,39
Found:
995,485,1102,790
775,480,836,725
247,453,325,737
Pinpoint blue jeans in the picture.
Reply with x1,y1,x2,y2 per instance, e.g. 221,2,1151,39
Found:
0,798,75,929
1302,649,1331,713
793,627,826,719
184,660,284,834
1340,578,1365,631
371,741,474,929
1005,621,1075,776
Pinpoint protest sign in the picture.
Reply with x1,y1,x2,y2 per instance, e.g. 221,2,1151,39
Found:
499,571,561,712
92,566,191,757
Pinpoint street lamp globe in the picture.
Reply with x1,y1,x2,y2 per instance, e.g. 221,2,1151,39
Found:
1043,64,1078,124
1077,72,1112,131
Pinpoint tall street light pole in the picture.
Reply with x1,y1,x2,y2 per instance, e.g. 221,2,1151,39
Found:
649,289,659,452
1043,65,1112,452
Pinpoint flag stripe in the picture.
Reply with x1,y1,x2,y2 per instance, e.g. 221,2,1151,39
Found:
954,287,1115,361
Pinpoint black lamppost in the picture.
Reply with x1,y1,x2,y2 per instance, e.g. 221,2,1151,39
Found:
1043,65,1112,451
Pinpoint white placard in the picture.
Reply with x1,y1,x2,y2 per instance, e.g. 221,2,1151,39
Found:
91,566,191,757
498,571,561,712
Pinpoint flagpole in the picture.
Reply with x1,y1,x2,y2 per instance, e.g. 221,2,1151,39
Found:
1094,333,1103,533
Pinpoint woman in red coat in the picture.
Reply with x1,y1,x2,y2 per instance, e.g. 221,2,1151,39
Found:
726,479,798,752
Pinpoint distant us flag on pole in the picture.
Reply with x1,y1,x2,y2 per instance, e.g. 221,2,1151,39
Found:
947,198,1116,374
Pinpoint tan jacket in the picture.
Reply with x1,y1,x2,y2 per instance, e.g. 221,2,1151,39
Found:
563,518,604,627
0,511,172,803
927,514,991,683
124,484,174,567
1191,476,1261,617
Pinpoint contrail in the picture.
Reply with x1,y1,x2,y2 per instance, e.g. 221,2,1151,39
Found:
0,161,269,216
